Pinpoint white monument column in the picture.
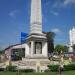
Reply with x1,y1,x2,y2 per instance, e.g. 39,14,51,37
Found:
31,41,34,56
22,0,50,72
30,0,42,34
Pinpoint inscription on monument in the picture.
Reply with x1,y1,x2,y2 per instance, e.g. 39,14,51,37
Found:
35,42,42,54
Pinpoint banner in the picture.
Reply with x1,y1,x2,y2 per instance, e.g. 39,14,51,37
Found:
21,32,28,44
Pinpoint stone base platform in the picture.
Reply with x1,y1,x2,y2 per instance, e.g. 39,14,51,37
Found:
12,58,50,72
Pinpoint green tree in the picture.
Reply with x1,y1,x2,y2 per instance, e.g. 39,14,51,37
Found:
63,46,68,52
72,44,75,51
55,45,64,53
44,32,55,54
0,50,4,55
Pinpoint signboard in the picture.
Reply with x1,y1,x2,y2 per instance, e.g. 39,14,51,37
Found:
21,32,28,44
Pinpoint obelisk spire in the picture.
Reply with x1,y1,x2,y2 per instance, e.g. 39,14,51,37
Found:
30,0,42,34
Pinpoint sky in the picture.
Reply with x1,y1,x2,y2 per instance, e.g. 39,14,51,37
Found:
0,0,75,49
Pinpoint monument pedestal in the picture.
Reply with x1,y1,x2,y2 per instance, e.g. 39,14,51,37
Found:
23,33,50,72
25,33,48,58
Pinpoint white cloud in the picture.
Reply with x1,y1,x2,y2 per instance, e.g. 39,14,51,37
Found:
51,0,75,10
52,1,63,9
50,11,59,16
48,0,75,17
9,10,19,18
64,0,75,5
51,28,61,33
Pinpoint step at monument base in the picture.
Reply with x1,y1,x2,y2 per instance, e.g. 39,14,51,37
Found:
12,58,50,72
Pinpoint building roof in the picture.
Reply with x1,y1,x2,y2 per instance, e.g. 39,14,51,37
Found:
4,44,21,51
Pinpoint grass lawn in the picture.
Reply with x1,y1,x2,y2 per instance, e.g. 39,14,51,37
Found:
0,71,75,75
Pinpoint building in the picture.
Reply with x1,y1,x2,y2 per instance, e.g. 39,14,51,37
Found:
5,44,25,61
69,26,75,52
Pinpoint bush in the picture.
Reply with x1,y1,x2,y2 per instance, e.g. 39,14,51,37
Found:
6,65,17,71
48,65,59,72
64,64,75,71
44,69,50,72
20,69,35,72
0,68,5,71
48,64,75,72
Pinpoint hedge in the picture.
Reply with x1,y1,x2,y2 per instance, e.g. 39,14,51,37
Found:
20,69,35,72
48,64,75,72
64,64,75,71
0,68,5,71
6,65,17,71
48,65,59,72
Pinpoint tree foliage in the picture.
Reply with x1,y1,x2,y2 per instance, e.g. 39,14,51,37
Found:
55,44,68,53
0,50,4,55
44,32,55,53
64,46,68,52
72,44,75,51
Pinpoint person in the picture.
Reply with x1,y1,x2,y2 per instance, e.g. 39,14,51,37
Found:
58,63,64,75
